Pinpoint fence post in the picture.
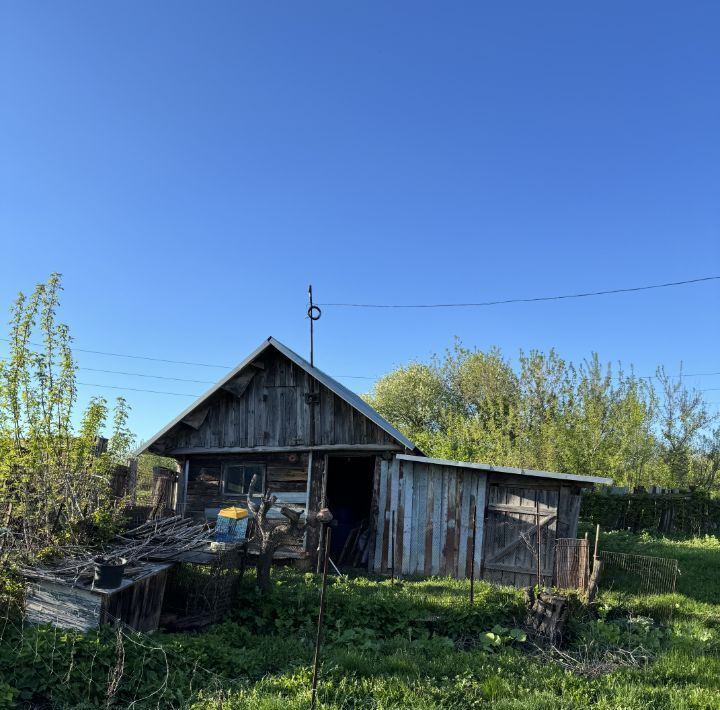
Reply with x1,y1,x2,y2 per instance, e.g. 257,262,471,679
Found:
469,504,477,604
535,498,542,589
390,510,395,586
587,524,603,603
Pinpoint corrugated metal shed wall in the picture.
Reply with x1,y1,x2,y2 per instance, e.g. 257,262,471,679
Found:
371,457,487,578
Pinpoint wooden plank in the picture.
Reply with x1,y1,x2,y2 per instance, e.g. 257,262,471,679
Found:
295,368,307,445
401,460,414,575
413,463,427,575
483,561,554,575
485,513,557,564
424,464,435,577
388,456,400,572
246,377,256,447
303,453,322,563
321,386,335,446
373,459,390,572
474,474,486,578
457,471,471,579
271,491,308,506
508,486,523,587
486,503,551,514
438,466,449,576
168,444,403,455
442,468,456,576
368,456,382,572
431,465,442,575
453,469,463,578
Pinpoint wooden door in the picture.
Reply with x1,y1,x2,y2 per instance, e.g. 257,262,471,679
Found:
481,484,559,587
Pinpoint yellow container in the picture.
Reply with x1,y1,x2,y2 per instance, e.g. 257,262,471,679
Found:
218,506,249,520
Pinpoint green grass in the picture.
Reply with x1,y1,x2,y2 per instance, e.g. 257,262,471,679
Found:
1,533,719,708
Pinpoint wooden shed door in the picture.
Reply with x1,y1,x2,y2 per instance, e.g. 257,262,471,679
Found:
481,484,558,587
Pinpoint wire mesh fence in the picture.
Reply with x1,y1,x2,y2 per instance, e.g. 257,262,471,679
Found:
597,550,678,596
554,538,590,591
596,550,679,621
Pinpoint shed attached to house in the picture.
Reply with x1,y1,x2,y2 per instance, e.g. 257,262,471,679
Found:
370,455,610,587
137,337,611,584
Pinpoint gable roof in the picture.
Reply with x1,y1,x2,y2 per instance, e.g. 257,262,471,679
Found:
396,454,612,486
136,337,419,456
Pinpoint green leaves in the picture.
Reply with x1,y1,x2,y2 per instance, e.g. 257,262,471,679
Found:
0,274,134,551
364,339,716,492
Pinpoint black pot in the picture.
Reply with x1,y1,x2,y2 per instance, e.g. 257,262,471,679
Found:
93,557,127,589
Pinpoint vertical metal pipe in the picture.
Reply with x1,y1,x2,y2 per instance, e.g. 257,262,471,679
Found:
390,510,395,585
469,504,477,604
310,525,332,710
536,497,542,589
308,284,314,367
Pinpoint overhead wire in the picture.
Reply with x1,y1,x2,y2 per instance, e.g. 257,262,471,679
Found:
71,381,720,400
0,275,718,398
1,349,719,399
319,275,720,309
76,382,201,397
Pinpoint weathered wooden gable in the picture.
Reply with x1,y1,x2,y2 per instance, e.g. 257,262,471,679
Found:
150,348,399,454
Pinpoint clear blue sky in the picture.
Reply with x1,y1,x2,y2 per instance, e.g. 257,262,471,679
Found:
1,1,719,442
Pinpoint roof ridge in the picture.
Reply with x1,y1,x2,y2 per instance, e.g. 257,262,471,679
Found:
136,336,419,456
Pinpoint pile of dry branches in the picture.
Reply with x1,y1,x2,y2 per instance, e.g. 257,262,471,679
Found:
18,516,214,585
531,641,655,678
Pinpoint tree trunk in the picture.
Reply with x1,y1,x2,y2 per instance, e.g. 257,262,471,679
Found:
256,544,275,592
525,591,569,646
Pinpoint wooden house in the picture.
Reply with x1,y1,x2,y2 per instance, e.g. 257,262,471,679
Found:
138,337,610,586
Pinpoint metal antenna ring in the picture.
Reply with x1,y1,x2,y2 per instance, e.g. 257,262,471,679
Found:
308,305,322,321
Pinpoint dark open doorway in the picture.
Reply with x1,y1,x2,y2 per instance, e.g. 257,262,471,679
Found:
325,455,375,565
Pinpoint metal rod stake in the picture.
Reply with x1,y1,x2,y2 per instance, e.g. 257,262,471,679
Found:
536,497,542,589
391,510,395,586
469,503,477,604
310,525,332,710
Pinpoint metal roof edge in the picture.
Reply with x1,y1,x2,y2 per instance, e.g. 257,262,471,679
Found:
395,454,613,485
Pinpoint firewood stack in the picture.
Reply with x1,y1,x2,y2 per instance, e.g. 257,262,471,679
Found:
524,587,569,646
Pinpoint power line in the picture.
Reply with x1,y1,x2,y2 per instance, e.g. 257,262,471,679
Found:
76,381,200,397
4,347,717,384
640,371,720,380
71,381,720,400
0,338,230,368
320,276,720,309
0,342,378,380
78,367,216,385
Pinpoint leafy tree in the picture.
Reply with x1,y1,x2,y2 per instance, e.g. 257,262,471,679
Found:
0,274,134,550
365,341,718,493
656,367,713,488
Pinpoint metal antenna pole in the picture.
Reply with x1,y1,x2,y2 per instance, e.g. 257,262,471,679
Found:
307,284,321,368
309,284,314,367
